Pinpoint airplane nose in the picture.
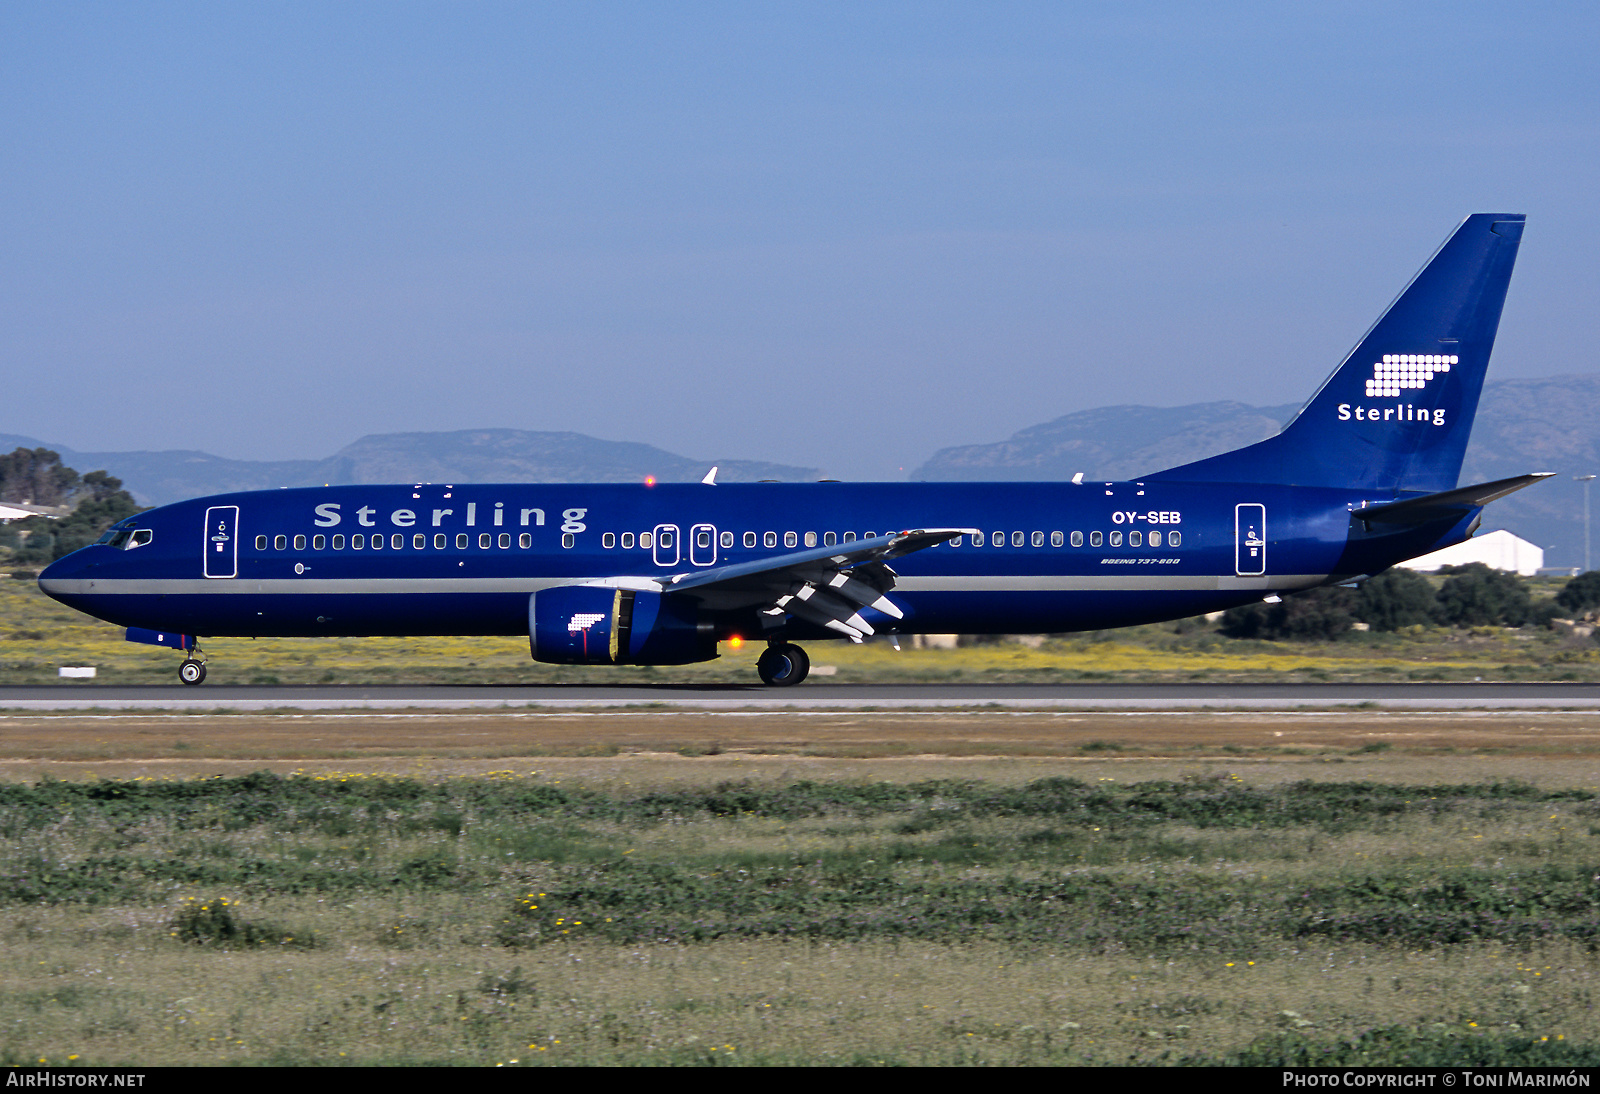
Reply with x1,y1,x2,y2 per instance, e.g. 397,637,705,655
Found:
38,551,95,597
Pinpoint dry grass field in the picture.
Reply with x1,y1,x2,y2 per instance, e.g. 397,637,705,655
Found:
2,705,1599,1066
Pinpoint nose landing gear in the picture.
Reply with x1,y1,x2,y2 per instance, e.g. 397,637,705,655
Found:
756,642,810,687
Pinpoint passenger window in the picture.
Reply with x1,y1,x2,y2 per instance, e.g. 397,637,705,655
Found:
1012,531,1024,547
456,533,468,549
311,534,323,550
764,532,777,548
660,531,674,548
992,531,1004,547
499,533,510,548
1169,531,1182,547
294,534,306,551
843,531,856,543
519,533,531,548
479,533,491,549
804,532,817,547
391,534,404,549
1031,531,1044,547
433,533,446,549
622,532,635,549
274,535,287,551
1071,531,1083,547
1109,530,1123,547
784,532,797,548
1129,530,1142,547
255,535,267,550
1090,531,1102,547
824,531,836,546
1051,531,1063,547
370,535,382,550
641,532,653,549
561,532,574,549
721,531,734,548
1149,530,1162,547
743,532,757,548
353,534,365,549
603,532,616,549
970,532,983,547
332,534,344,549
696,530,710,549
414,533,426,549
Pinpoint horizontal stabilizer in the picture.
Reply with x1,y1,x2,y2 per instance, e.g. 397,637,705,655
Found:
1354,472,1554,526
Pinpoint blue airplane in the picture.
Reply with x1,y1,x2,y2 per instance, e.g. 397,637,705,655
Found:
39,214,1545,687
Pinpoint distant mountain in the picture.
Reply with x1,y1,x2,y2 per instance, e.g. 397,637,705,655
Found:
0,429,821,509
911,375,1600,570
912,401,1303,483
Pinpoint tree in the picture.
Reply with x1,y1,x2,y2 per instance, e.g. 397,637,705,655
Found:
1433,563,1531,627
1220,586,1357,641
0,450,142,566
1353,568,1438,631
1555,570,1600,616
0,447,78,507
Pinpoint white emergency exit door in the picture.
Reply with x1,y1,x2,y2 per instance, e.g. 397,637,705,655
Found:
1235,504,1266,576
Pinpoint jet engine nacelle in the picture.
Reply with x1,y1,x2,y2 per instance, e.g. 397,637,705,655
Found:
529,586,717,665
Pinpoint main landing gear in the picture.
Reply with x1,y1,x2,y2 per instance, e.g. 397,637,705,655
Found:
756,642,809,687
178,643,208,686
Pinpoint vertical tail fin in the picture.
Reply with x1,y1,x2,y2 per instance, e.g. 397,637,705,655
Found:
1148,214,1524,493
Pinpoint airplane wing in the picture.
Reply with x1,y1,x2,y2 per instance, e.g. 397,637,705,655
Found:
649,528,976,642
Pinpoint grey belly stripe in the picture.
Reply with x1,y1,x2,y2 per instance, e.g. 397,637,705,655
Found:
42,573,1330,597
895,575,1328,592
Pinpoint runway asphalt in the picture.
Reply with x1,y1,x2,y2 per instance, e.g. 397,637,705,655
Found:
6,681,1600,710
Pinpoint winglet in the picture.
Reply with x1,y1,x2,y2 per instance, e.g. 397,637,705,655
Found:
701,466,718,485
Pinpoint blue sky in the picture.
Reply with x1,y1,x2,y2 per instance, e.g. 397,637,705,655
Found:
4,2,1595,479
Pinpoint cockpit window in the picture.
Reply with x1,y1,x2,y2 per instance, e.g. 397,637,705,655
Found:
126,529,153,549
99,528,133,548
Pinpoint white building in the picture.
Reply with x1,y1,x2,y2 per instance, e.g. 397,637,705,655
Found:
1398,529,1544,577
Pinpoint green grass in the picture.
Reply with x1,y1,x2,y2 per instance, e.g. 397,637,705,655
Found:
2,769,1599,1065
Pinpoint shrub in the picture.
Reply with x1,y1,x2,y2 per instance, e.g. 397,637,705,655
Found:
1353,568,1437,631
1434,563,1531,627
1556,569,1600,615
1220,586,1355,641
169,896,315,949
